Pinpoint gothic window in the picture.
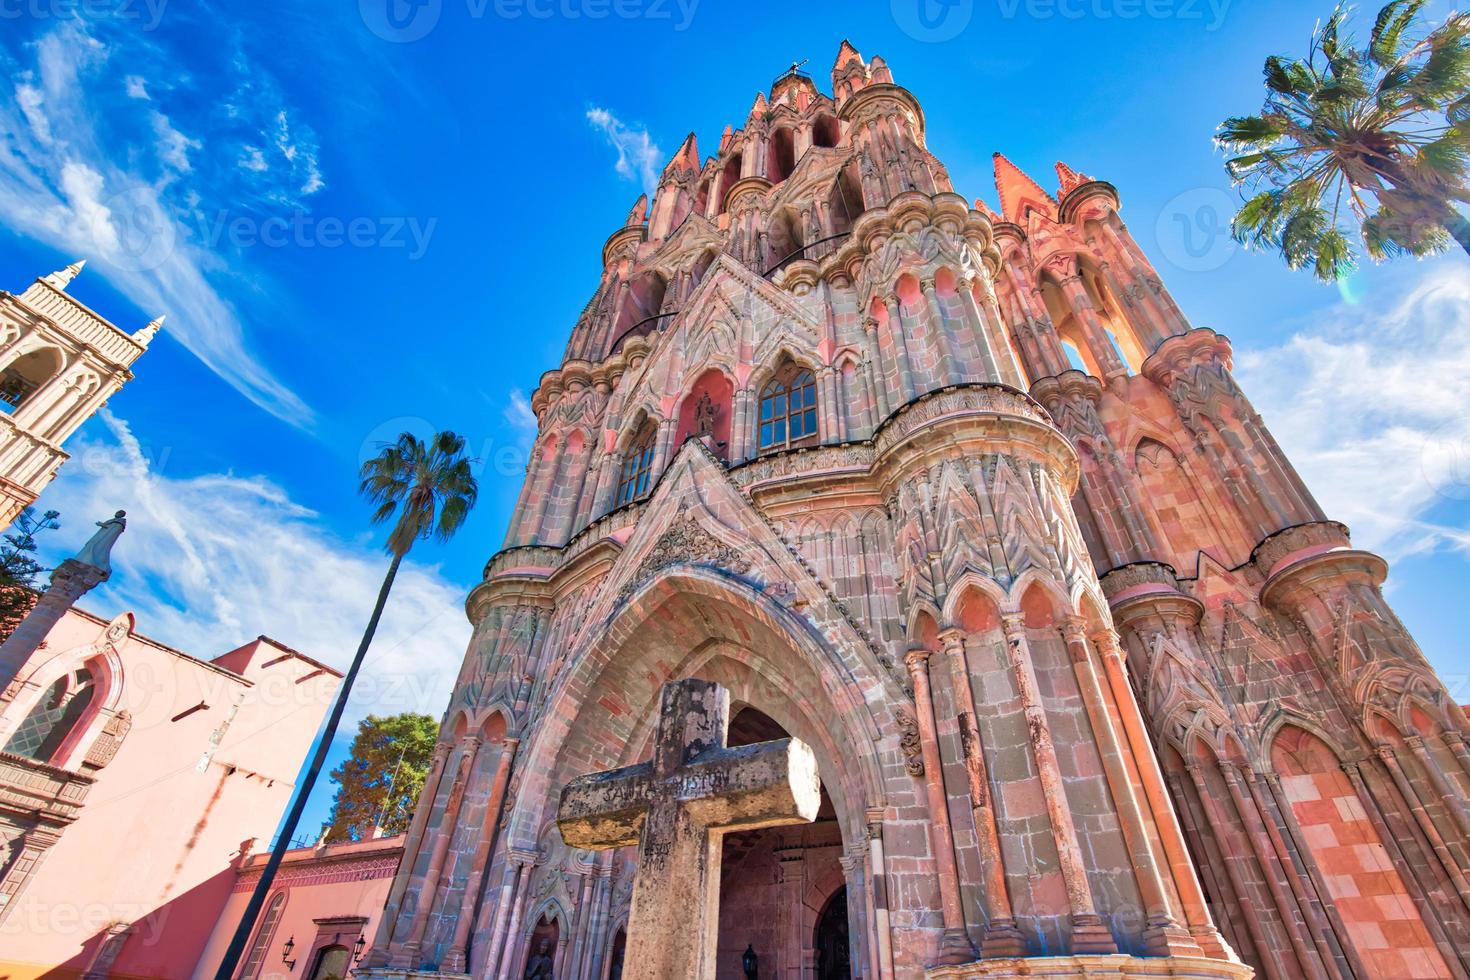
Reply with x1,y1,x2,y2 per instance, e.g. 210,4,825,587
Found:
240,892,286,979
759,362,818,451
0,348,62,412
617,424,656,505
3,667,96,764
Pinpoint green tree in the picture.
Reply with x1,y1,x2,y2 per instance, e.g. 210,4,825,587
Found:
215,432,478,979
320,711,438,842
0,507,60,642
1219,1,1470,280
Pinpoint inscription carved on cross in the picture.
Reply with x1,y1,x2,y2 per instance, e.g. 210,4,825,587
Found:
557,678,821,979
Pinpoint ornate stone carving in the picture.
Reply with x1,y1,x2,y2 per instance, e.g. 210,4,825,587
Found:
895,708,925,776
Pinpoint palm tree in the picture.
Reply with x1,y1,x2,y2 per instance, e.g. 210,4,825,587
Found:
214,431,477,979
1219,1,1470,280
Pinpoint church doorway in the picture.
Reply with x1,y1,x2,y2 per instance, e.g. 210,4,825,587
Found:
718,706,846,978
815,886,851,980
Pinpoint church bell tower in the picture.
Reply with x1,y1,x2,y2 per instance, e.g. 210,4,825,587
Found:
0,261,159,525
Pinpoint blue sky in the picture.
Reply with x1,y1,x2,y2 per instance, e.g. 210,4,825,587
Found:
1,0,1466,836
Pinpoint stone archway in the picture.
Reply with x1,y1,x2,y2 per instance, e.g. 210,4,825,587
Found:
505,567,891,980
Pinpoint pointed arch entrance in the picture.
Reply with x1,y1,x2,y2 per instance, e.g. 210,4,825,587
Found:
504,567,894,980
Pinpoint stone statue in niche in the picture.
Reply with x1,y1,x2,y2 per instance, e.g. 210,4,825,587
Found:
523,938,554,979
694,391,718,438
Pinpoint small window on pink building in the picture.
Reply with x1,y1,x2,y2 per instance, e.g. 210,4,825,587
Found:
4,667,95,763
617,424,657,506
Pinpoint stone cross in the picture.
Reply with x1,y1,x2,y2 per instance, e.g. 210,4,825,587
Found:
558,678,821,979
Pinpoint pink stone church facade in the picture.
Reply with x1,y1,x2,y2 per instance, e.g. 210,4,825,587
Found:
360,44,1470,980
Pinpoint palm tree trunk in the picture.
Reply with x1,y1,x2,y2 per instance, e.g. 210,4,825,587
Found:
214,552,404,979
1446,209,1470,258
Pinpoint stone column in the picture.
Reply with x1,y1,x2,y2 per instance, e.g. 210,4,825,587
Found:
777,849,805,977
1061,618,1199,957
443,736,518,972
1375,743,1470,910
1405,735,1470,839
885,294,916,402
1184,764,1294,978
1000,614,1116,954
866,808,897,980
566,871,596,978
954,277,1005,385
1342,760,1470,974
393,736,481,966
1092,623,1232,958
731,388,754,462
903,649,977,965
361,741,452,967
1218,763,1329,980
483,858,529,976
0,558,107,695
937,629,1024,956
841,851,872,980
1442,731,1470,783
919,278,957,386
864,318,891,420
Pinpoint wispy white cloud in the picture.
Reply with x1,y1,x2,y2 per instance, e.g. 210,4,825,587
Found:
1235,264,1470,564
0,20,316,426
41,411,471,727
586,106,661,197
503,388,538,439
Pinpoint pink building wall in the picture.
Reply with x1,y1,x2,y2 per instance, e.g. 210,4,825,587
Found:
193,835,403,980
0,606,340,979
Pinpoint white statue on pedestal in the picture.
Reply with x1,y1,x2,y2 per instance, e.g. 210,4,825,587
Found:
74,510,127,574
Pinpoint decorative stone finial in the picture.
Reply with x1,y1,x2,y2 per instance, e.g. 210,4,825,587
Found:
74,509,127,575
133,315,166,346
43,259,87,290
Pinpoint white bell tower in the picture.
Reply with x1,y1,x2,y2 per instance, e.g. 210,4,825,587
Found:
0,261,160,525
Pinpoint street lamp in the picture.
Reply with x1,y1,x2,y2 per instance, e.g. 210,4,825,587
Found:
281,936,297,971
352,934,367,963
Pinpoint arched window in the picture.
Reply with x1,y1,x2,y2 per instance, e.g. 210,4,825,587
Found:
3,667,95,763
617,424,656,505
240,892,286,979
758,362,818,451
0,347,62,411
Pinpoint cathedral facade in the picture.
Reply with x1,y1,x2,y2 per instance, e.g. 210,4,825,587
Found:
360,43,1470,980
